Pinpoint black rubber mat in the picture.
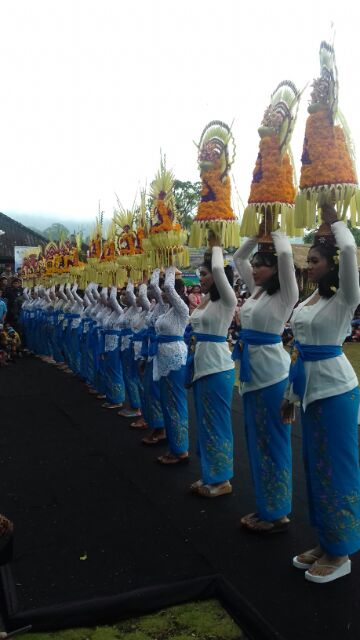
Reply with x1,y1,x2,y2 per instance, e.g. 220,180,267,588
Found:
0,357,359,639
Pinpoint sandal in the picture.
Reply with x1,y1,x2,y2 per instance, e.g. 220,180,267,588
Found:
157,453,190,466
102,402,123,409
305,559,351,583
142,433,167,445
242,514,289,534
130,419,148,429
190,479,204,493
118,409,142,418
195,482,232,498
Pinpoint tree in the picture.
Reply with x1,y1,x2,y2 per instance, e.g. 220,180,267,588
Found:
43,223,70,241
173,180,201,230
304,221,360,246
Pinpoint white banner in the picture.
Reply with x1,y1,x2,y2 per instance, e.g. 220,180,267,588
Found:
14,246,41,271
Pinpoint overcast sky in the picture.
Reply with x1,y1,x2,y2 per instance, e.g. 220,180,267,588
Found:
0,0,359,223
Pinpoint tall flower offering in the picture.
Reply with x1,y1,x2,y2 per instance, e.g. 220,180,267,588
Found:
190,120,239,248
241,80,302,239
143,154,188,267
295,41,359,229
113,200,145,283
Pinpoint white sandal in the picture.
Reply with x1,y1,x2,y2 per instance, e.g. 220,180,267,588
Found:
305,559,351,583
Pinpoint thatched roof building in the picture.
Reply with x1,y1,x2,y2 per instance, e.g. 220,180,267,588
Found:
0,212,47,267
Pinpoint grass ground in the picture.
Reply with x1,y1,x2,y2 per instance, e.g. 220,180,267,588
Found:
16,600,244,640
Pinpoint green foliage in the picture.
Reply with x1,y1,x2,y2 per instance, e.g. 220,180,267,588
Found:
304,221,360,246
28,226,46,236
43,223,71,242
303,230,315,244
348,221,360,246
173,180,202,230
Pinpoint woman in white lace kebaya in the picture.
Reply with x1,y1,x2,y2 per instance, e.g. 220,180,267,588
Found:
100,286,126,409
140,269,168,445
118,282,142,419
189,234,237,497
284,205,360,584
129,284,151,428
153,266,190,465
233,225,298,533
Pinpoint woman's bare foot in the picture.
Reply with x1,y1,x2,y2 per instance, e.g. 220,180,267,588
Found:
295,545,323,566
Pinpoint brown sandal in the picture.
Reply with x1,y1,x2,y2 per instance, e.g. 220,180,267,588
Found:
157,453,189,466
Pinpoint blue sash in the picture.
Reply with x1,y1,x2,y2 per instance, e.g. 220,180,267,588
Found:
185,332,227,388
232,329,282,383
289,341,343,398
140,327,155,358
120,327,133,336
130,328,148,359
151,334,184,356
131,328,148,343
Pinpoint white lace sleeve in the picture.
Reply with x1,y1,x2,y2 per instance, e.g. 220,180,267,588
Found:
164,267,189,320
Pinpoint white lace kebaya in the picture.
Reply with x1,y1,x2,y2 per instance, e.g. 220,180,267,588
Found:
131,284,151,360
118,282,140,352
153,266,189,382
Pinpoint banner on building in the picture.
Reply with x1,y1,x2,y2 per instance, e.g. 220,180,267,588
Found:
14,246,41,271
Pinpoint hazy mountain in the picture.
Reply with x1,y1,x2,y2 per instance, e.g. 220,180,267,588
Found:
6,212,111,239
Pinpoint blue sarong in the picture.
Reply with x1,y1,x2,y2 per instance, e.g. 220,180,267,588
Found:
301,387,360,555
243,379,292,520
142,360,164,429
120,332,141,409
193,369,235,484
159,366,188,455
102,329,125,405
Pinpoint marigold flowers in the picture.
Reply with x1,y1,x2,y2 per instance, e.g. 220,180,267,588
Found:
248,136,296,205
299,110,357,189
195,161,236,221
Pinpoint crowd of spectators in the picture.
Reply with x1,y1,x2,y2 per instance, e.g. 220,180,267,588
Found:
0,265,23,367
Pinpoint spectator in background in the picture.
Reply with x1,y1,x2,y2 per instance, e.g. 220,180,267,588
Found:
4,277,23,333
0,278,8,302
0,263,14,279
188,285,202,314
0,290,6,324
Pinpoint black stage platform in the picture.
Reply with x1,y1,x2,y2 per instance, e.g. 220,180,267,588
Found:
0,357,359,639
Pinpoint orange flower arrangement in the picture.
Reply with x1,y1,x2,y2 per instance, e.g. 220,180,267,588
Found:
240,80,301,237
195,162,236,221
118,229,137,255
248,137,296,205
150,199,181,233
190,121,239,247
299,110,356,188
